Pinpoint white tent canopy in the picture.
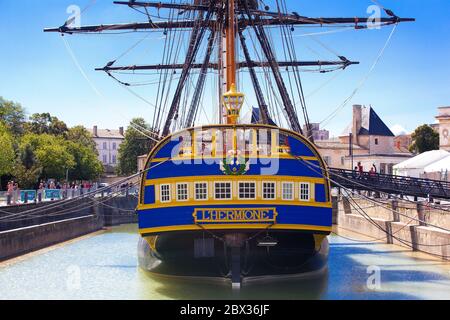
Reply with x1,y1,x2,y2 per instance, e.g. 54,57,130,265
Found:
424,155,450,173
393,150,450,177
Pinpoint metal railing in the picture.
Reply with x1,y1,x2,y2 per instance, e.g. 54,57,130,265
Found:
329,168,450,200
0,186,139,207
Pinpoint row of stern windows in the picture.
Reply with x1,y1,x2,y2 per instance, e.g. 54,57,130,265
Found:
154,181,315,203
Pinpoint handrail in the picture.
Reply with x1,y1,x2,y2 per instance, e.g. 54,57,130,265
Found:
328,168,450,200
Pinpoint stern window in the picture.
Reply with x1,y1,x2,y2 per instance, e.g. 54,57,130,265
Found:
238,182,256,200
160,184,171,203
195,182,208,201
176,183,189,201
262,182,276,200
282,182,294,200
214,182,232,200
300,182,310,201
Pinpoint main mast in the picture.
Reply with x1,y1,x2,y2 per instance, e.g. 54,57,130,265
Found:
226,0,237,92
223,0,243,125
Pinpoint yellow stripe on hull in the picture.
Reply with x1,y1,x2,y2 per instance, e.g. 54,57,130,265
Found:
150,155,319,163
138,199,331,210
139,223,332,235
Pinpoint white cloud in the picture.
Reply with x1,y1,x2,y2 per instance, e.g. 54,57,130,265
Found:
390,124,409,136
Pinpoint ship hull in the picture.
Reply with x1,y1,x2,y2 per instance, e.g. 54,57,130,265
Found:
138,230,329,281
137,125,333,284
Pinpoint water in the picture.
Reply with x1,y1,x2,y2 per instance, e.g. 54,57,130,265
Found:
0,225,449,300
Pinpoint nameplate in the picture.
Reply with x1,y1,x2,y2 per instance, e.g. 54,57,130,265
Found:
193,208,277,224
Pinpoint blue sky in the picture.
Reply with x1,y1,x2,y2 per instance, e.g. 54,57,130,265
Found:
1,0,449,136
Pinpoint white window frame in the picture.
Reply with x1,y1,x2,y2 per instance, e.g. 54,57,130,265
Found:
238,181,256,200
160,184,171,203
194,182,208,201
299,182,311,202
281,182,294,201
176,183,189,202
262,181,276,200
214,181,232,200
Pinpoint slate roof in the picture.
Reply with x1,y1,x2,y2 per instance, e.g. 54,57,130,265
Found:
341,106,394,137
87,128,125,139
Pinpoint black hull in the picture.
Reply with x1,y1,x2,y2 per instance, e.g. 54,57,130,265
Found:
138,230,329,283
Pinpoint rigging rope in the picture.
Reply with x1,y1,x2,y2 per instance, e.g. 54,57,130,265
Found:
62,36,160,142
319,23,398,129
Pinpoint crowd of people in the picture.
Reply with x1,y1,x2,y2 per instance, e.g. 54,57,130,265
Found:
3,180,98,206
5,181,20,206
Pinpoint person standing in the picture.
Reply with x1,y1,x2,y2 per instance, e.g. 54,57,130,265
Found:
6,181,13,206
12,183,19,205
37,183,44,203
357,162,364,179
62,183,68,199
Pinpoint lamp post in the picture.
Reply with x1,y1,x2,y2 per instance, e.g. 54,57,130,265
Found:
349,132,354,170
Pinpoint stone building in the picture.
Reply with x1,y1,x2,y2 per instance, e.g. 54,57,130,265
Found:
316,105,412,174
88,126,125,173
435,106,450,151
302,123,329,141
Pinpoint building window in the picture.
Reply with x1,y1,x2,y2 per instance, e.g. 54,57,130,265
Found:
262,182,276,200
282,182,294,201
300,182,310,201
375,138,379,145
160,184,171,203
323,156,331,165
214,182,232,200
113,142,117,150
103,142,107,150
102,155,107,164
341,157,345,166
194,182,208,201
112,155,117,164
176,183,188,201
238,182,256,200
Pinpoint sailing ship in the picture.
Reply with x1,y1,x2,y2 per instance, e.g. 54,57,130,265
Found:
45,1,413,286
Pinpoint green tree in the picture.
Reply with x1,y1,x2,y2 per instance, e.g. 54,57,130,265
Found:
65,141,103,181
0,123,15,176
35,144,75,180
117,118,152,175
12,163,42,189
409,124,439,154
66,126,97,153
26,113,68,136
0,97,26,136
18,133,75,180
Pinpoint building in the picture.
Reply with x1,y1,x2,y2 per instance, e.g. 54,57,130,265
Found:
435,106,450,151
137,155,147,173
316,105,412,174
392,106,450,180
394,134,412,153
302,123,329,141
88,126,125,173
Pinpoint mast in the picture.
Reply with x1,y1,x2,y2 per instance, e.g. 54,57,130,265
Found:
226,0,237,93
225,0,239,125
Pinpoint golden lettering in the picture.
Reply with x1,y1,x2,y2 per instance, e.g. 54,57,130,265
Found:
196,208,277,223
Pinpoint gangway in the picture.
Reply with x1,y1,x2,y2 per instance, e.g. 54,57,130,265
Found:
329,168,450,200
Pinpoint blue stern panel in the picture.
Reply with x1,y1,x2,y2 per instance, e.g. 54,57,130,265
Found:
137,125,332,235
